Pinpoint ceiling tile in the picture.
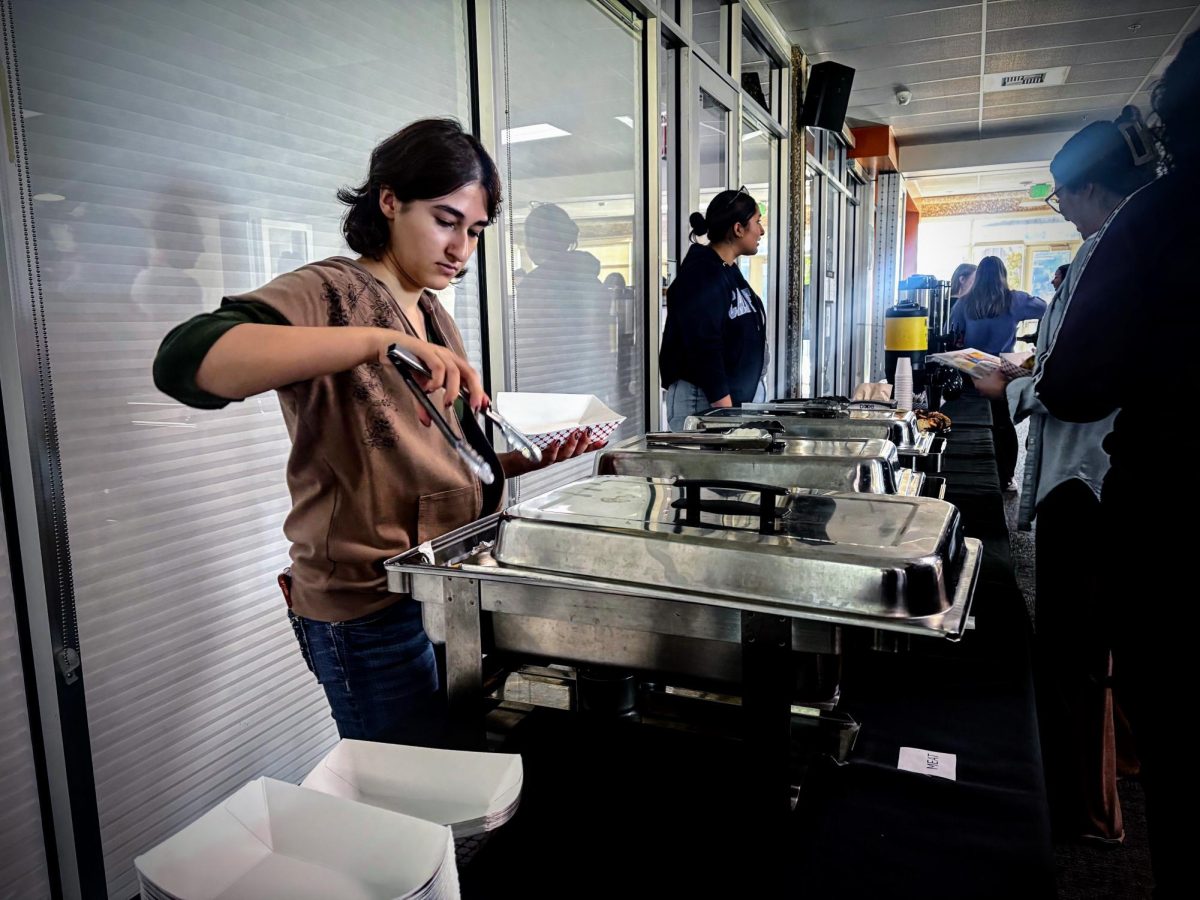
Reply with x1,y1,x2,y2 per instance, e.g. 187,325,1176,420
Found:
986,34,1174,71
1066,58,1158,81
982,76,1143,105
852,75,980,105
987,9,1193,54
984,95,1125,119
793,6,980,53
858,107,980,127
767,0,978,33
987,0,1196,31
849,57,981,89
808,33,981,70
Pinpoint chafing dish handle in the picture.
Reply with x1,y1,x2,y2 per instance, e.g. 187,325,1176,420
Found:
674,479,789,535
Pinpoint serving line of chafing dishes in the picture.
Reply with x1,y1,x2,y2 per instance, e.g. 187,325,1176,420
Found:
684,397,946,472
387,474,979,794
598,429,944,499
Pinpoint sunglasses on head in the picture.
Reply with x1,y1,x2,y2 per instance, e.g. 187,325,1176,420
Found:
714,185,766,218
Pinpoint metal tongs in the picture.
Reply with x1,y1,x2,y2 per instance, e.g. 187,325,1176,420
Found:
386,346,542,464
386,345,542,483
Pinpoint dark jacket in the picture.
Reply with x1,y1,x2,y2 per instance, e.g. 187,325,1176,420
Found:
659,244,766,404
1037,170,1194,514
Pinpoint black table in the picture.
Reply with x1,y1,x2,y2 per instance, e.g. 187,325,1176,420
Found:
462,396,1054,899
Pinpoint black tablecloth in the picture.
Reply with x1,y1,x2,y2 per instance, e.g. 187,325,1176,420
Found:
463,396,1054,899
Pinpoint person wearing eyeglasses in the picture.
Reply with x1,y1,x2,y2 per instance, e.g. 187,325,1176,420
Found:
1035,33,1199,894
974,106,1158,850
659,186,767,431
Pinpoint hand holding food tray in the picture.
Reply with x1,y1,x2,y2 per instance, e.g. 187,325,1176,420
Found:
928,348,1034,380
495,392,626,449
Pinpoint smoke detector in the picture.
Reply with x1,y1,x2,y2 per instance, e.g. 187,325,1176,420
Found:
895,88,913,106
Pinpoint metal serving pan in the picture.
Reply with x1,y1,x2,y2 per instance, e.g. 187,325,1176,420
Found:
492,476,969,621
595,432,927,496
683,411,945,471
388,475,979,643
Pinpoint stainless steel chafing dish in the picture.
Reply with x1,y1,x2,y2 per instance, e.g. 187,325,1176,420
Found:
594,430,940,498
684,407,946,472
385,477,980,707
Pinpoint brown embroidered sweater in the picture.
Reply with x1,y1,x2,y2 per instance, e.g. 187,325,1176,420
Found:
154,257,502,622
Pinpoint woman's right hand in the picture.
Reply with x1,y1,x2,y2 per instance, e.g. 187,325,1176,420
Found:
364,329,488,418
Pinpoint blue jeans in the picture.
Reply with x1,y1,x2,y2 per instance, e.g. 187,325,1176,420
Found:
289,600,445,746
666,380,711,431
665,379,767,430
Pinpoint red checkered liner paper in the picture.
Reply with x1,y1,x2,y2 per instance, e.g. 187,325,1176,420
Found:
495,392,626,450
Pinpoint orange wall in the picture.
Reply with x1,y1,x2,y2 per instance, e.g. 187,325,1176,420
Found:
903,208,920,277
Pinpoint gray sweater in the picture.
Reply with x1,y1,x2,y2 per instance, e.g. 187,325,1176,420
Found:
1006,232,1116,530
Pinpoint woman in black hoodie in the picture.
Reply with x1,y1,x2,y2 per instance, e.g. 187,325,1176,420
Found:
660,188,767,430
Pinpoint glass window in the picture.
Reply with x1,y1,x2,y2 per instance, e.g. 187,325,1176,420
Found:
740,120,774,394
494,0,645,497
826,133,843,176
697,87,730,220
740,123,772,308
740,26,774,115
692,0,726,70
802,166,817,397
661,40,678,318
7,2,474,896
805,126,818,160
819,177,843,395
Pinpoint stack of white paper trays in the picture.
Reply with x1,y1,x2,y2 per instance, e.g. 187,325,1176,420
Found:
301,740,523,864
135,777,459,900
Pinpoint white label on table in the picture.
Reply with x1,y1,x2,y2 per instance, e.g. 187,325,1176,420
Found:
898,746,957,781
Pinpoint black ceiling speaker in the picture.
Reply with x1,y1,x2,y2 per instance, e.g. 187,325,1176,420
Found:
798,61,856,132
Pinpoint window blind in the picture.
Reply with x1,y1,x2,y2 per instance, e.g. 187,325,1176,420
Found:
0,509,51,898
6,1,475,895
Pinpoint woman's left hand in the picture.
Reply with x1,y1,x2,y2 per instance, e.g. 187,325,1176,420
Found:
499,429,607,477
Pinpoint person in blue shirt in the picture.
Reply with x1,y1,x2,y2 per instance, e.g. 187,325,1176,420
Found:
950,255,1047,488
949,255,1047,356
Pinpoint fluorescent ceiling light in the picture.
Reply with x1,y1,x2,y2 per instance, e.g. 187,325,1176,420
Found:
501,123,570,144
32,193,65,202
742,130,763,141
615,116,634,128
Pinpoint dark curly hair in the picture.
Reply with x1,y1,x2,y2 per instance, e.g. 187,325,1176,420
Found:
1152,28,1200,171
337,118,502,257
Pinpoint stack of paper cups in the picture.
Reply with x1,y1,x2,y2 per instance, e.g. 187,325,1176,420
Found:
894,358,914,411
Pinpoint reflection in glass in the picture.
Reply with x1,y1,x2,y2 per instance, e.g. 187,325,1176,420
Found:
661,41,677,322
820,177,842,396
740,27,773,114
495,0,645,496
698,88,729,227
692,0,725,69
740,118,774,387
802,167,816,397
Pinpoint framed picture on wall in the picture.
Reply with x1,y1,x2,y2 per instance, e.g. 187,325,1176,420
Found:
972,244,1025,291
260,219,313,281
1027,244,1077,298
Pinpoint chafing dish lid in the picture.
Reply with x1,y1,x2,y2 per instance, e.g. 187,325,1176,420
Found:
493,476,965,618
597,435,905,493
